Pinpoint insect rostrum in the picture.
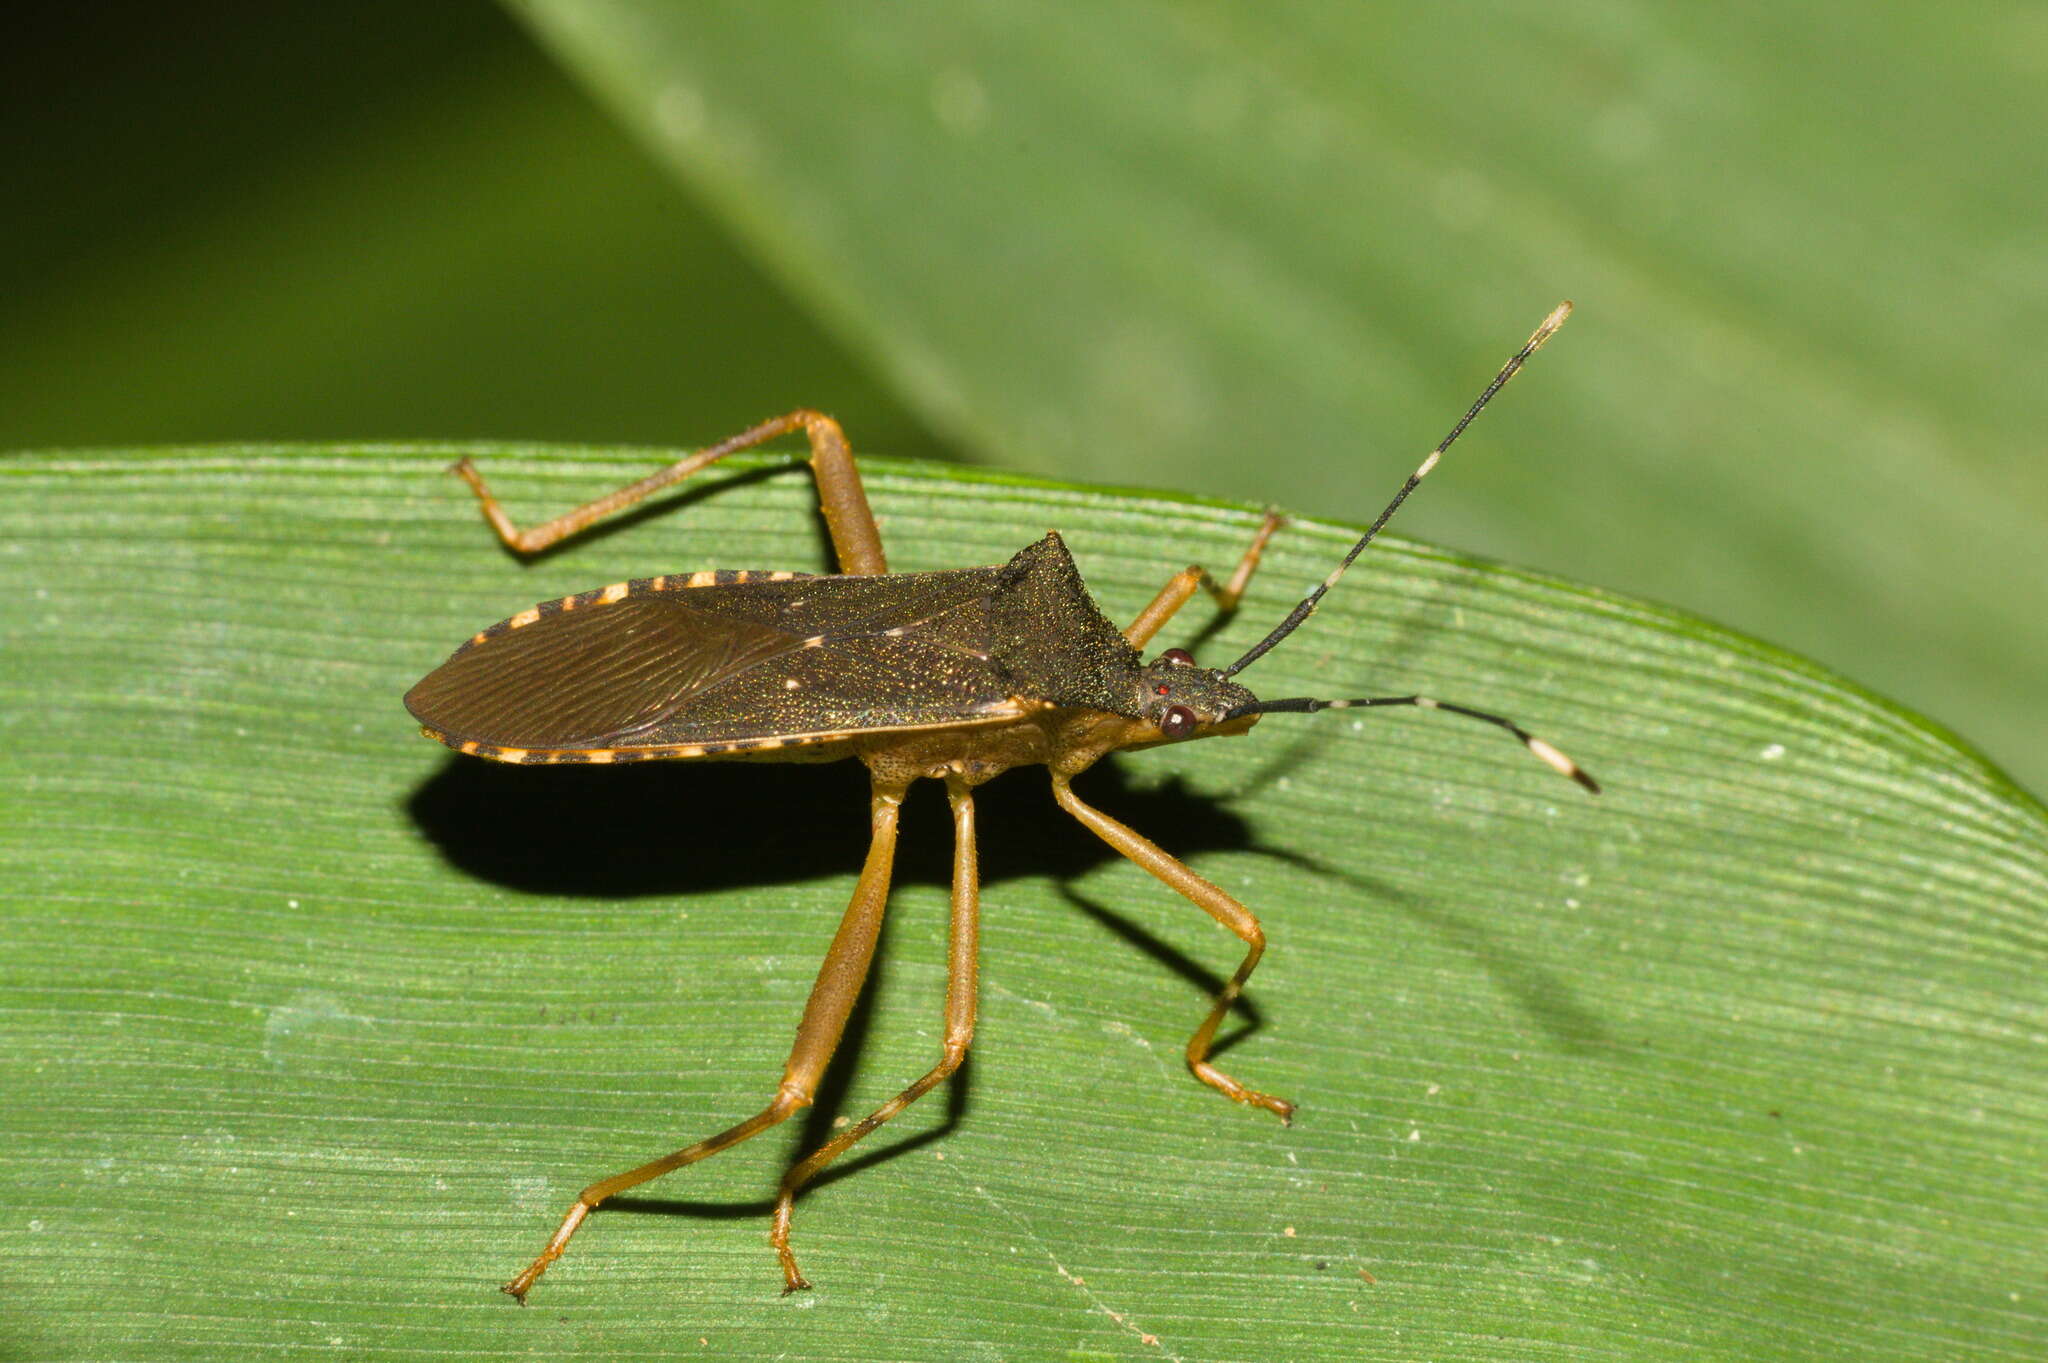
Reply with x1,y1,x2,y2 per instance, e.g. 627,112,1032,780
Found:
406,304,1593,1300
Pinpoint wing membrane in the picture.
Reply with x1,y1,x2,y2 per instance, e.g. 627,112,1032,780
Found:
405,564,1019,752
406,594,798,747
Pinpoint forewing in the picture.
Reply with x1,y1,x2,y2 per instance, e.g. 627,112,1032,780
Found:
405,565,1024,758
405,589,799,748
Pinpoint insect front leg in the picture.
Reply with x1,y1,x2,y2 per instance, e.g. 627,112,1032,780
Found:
500,780,906,1303
451,408,888,574
1049,774,1293,1122
1122,510,1284,648
769,774,981,1293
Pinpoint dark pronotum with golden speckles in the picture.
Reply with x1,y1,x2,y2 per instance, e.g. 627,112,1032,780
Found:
404,306,1594,1301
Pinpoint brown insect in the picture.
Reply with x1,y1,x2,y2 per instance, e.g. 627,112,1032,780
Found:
405,302,1594,1300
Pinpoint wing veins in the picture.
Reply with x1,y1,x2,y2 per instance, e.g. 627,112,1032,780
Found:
587,592,1002,744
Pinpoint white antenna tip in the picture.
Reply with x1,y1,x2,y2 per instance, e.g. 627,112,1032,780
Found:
1526,736,1577,778
1532,300,1573,346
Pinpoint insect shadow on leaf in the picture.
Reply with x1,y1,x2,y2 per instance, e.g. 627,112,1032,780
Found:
407,759,1265,1216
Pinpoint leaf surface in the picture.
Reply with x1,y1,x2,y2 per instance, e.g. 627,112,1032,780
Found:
1,447,2042,1360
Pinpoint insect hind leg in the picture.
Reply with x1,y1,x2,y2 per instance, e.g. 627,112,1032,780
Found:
500,781,906,1303
769,775,981,1293
451,409,888,574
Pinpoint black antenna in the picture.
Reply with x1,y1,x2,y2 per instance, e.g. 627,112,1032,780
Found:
1222,301,1572,679
1224,692,1600,793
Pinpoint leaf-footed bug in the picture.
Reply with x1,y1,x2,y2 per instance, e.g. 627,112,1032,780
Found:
406,302,1594,1299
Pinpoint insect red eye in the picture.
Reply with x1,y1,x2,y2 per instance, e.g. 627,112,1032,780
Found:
1159,705,1197,739
1161,648,1195,666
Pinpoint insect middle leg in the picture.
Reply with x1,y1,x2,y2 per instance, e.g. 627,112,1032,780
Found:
451,409,888,574
1122,511,1284,648
500,780,907,1303
1049,774,1293,1122
769,774,981,1293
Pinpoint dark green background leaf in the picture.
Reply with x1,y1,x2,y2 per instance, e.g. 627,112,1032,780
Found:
507,0,2048,795
3,448,2042,1360
0,5,943,460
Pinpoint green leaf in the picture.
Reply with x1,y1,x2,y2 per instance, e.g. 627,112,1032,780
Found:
507,0,2048,798
2,446,2043,1361
0,5,949,464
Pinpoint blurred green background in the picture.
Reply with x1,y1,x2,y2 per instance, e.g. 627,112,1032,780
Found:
4,0,2039,794
6,7,2046,1360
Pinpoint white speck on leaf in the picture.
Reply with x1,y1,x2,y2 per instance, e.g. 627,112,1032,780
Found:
930,68,988,135
656,83,704,140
